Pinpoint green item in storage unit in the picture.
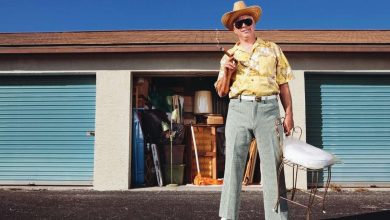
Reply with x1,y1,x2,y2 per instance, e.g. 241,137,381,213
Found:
164,164,186,185
163,144,185,165
148,87,173,112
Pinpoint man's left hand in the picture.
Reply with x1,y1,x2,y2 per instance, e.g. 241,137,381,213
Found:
283,114,294,136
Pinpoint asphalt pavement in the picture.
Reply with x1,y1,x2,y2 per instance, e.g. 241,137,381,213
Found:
0,187,389,220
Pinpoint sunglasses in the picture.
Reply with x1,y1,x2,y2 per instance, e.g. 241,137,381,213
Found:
234,18,253,29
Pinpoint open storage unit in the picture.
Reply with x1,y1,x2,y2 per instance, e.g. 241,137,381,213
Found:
131,75,228,187
130,74,264,188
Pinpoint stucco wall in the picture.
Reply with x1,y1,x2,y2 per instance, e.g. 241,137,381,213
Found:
1,51,390,190
93,70,132,190
281,70,307,189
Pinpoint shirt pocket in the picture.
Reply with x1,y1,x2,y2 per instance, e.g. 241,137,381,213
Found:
257,54,276,74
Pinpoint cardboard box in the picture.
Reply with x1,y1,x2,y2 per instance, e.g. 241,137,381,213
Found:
207,114,224,125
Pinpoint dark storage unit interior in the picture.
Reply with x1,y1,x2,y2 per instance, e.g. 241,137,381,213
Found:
131,76,261,187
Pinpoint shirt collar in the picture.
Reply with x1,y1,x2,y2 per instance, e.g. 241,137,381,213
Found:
233,37,266,53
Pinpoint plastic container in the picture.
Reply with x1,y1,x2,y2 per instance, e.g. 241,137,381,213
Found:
164,144,185,165
164,164,186,185
131,109,145,186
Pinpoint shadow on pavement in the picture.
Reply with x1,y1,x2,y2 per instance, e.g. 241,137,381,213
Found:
325,210,390,220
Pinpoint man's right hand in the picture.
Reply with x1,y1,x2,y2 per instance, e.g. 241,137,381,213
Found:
224,55,237,77
215,54,237,97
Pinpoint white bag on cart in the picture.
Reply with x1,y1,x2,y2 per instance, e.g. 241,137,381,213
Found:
283,136,336,170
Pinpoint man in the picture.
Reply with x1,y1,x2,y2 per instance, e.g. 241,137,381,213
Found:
215,1,294,219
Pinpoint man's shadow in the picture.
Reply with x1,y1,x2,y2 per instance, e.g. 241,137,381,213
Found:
325,210,390,220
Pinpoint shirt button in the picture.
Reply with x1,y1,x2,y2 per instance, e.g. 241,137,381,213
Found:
251,79,254,81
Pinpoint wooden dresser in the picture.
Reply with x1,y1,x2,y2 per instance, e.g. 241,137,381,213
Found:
187,124,219,182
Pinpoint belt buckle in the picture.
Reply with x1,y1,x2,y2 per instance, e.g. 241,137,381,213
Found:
255,96,262,102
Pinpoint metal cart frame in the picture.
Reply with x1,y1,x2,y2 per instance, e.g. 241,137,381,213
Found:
274,158,332,220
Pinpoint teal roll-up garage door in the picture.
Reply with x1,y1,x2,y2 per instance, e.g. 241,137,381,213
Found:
0,75,95,185
306,73,390,186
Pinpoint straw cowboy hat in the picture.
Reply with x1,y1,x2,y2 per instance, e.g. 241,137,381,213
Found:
221,1,262,30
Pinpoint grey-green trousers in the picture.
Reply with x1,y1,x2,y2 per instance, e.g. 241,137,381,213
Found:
219,98,288,220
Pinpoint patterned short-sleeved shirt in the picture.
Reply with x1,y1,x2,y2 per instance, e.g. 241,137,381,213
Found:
215,38,294,98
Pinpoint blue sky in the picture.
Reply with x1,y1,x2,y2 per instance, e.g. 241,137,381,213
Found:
0,0,390,33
